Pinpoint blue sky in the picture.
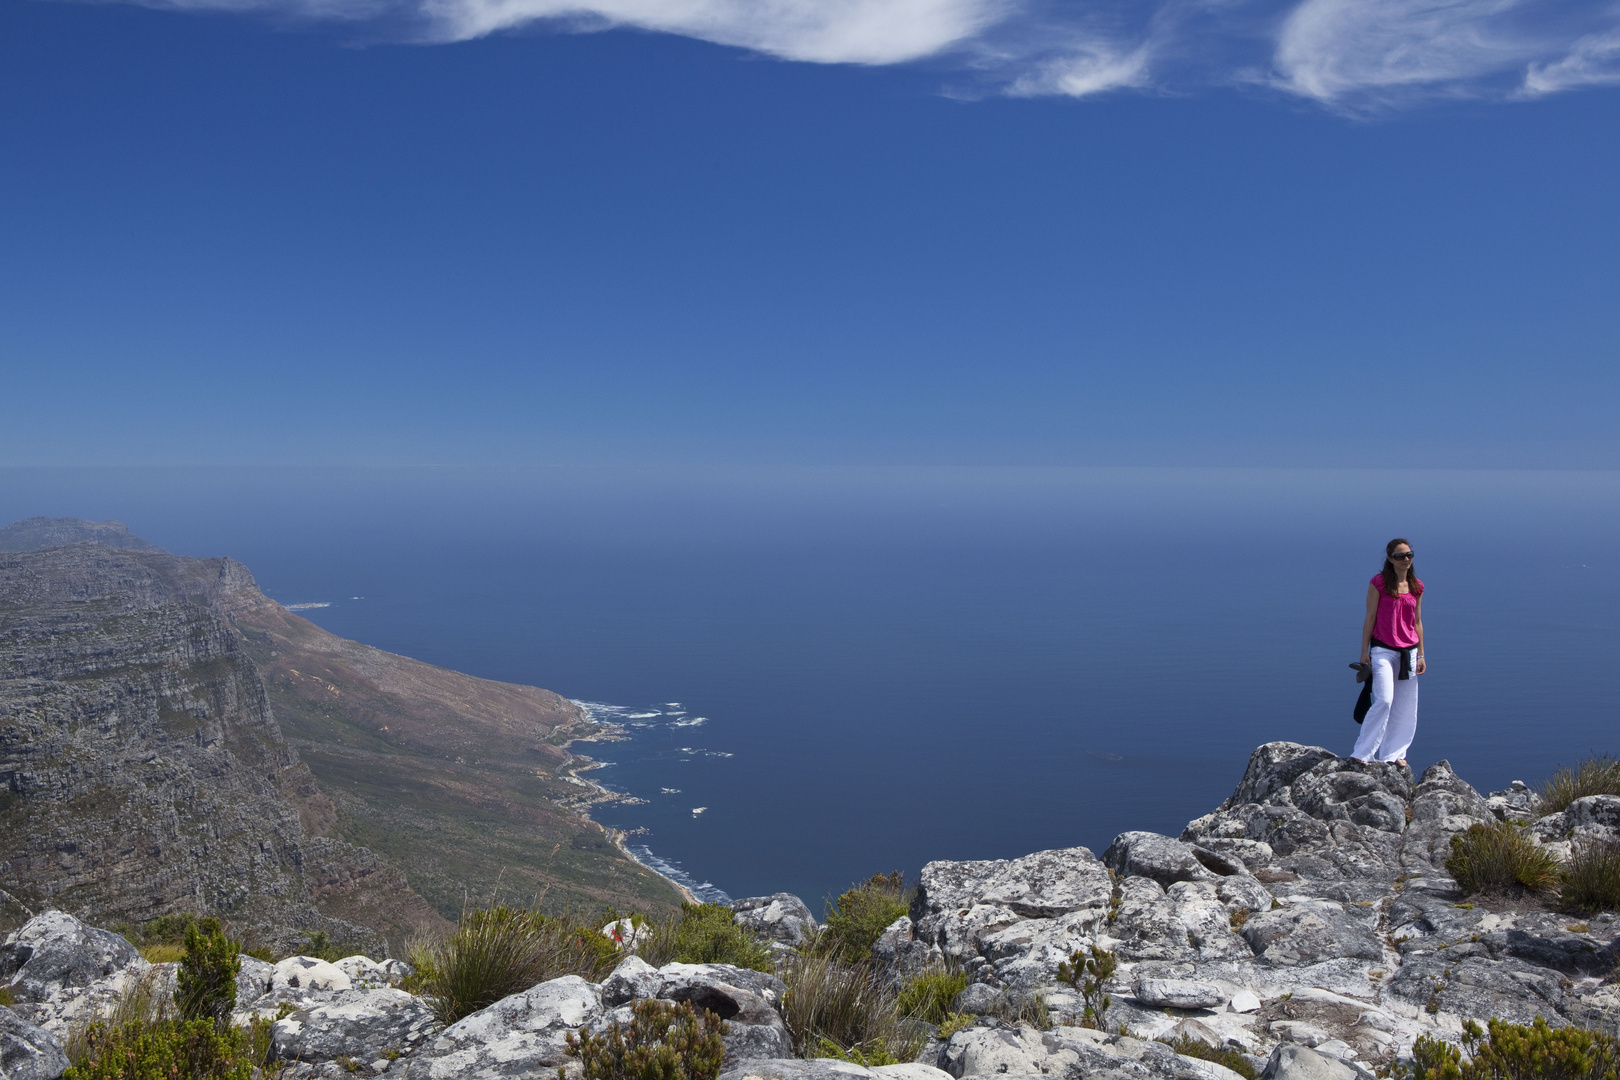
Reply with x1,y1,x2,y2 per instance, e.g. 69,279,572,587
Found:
2,0,1617,467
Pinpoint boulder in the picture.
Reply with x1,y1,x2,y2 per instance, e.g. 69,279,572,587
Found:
238,956,276,1004
273,957,353,994
656,963,787,1009
1103,833,1219,889
1240,903,1383,965
270,987,439,1063
651,963,789,1066
913,848,1112,925
412,975,602,1080
601,955,662,1007
0,912,144,1004
335,957,395,990
1107,877,1194,962
872,918,939,985
0,1006,69,1080
731,895,818,947
1261,1045,1358,1080
1133,978,1225,1010
717,1060,923,1080
950,983,1001,1015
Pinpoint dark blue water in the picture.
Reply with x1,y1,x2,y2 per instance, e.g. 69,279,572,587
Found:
3,467,1617,909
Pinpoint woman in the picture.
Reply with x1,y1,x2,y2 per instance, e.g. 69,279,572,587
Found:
1351,538,1426,766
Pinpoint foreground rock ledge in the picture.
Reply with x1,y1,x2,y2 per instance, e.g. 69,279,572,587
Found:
8,741,1618,1080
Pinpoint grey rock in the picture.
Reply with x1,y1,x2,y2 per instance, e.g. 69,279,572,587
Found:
1262,1045,1357,1080
1566,796,1620,835
274,957,353,994
1133,977,1225,1010
656,963,787,1009
651,963,789,1068
951,983,1002,1016
1167,882,1253,961
1103,833,1219,889
731,895,818,947
270,988,439,1063
335,957,395,990
601,955,662,1007
912,848,1112,942
412,975,602,1080
1108,877,1194,962
238,956,276,1003
1485,782,1538,821
873,918,939,985
1387,954,1563,1025
716,1060,882,1080
0,1007,69,1080
0,912,144,1004
1240,903,1383,966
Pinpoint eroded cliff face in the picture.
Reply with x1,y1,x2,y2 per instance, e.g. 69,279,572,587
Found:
0,544,438,952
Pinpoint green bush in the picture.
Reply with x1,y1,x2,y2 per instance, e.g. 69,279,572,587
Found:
1401,1017,1620,1080
562,998,726,1080
1540,758,1620,817
896,968,968,1026
1056,944,1117,1029
635,904,771,973
300,930,347,962
1446,822,1561,898
779,951,922,1063
1564,838,1620,914
820,873,908,961
1159,1035,1256,1080
61,1019,253,1080
177,918,240,1028
423,906,626,1024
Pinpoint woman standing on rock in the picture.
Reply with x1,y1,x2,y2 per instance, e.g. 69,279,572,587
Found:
1351,538,1426,766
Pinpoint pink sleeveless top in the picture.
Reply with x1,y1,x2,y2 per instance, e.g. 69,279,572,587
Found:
1372,574,1423,649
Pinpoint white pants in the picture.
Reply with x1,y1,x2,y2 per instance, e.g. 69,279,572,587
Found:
1350,646,1418,763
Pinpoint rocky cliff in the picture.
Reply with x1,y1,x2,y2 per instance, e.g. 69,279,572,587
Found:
0,520,680,951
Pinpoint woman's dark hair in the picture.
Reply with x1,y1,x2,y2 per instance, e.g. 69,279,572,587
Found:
1379,537,1420,595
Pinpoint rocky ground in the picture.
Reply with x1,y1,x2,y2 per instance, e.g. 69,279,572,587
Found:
5,742,1616,1080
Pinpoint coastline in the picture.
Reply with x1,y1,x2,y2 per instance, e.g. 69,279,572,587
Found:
558,700,701,907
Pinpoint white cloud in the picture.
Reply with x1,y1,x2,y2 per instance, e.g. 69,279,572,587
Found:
421,0,1011,63
1274,0,1538,104
93,0,1620,110
1523,26,1620,93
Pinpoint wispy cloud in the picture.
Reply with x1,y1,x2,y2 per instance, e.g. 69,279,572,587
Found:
109,0,1620,110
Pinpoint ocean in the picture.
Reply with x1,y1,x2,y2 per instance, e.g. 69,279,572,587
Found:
4,466,1617,909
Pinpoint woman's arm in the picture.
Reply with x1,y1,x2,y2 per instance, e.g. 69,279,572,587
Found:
1361,582,1378,663
1414,594,1425,675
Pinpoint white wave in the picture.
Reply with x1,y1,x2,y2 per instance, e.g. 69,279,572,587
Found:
692,807,707,816
624,844,731,905
669,717,708,728
624,712,663,720
285,602,331,610
661,787,682,794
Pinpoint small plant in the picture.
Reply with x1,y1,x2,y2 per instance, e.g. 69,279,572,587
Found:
1159,1035,1258,1080
243,946,275,963
896,967,968,1026
938,1013,973,1039
1398,1017,1620,1080
1229,909,1250,931
989,990,1051,1032
1539,758,1620,816
1056,944,1117,1030
818,874,909,962
139,944,187,964
817,1039,905,1067
1446,822,1560,898
1563,838,1620,915
636,904,771,972
246,1005,294,1067
301,930,346,962
61,1019,253,1080
177,918,240,1028
562,998,726,1080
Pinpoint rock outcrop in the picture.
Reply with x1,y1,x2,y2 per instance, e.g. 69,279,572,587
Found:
8,742,1620,1080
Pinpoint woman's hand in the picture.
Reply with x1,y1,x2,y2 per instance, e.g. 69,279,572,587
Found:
1360,649,1371,665
1415,657,1426,675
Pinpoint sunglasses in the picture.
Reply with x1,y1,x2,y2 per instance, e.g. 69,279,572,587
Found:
1390,551,1414,560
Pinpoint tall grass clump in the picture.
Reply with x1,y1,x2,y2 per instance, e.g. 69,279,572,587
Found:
1446,822,1560,898
895,968,968,1026
1159,1035,1257,1080
635,904,772,973
177,918,240,1027
1539,758,1620,817
779,951,922,1065
1400,1017,1620,1080
819,873,908,961
1563,838,1620,914
421,905,625,1024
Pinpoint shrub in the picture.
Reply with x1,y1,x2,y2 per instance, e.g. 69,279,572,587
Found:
1540,758,1620,817
1401,1017,1620,1080
422,905,625,1025
937,1013,973,1039
61,1019,253,1080
1056,944,1117,1029
1564,838,1620,914
562,998,726,1080
1446,822,1560,898
1159,1035,1257,1080
896,968,968,1026
177,918,240,1028
635,904,771,973
820,873,908,961
779,951,922,1063
300,930,347,962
